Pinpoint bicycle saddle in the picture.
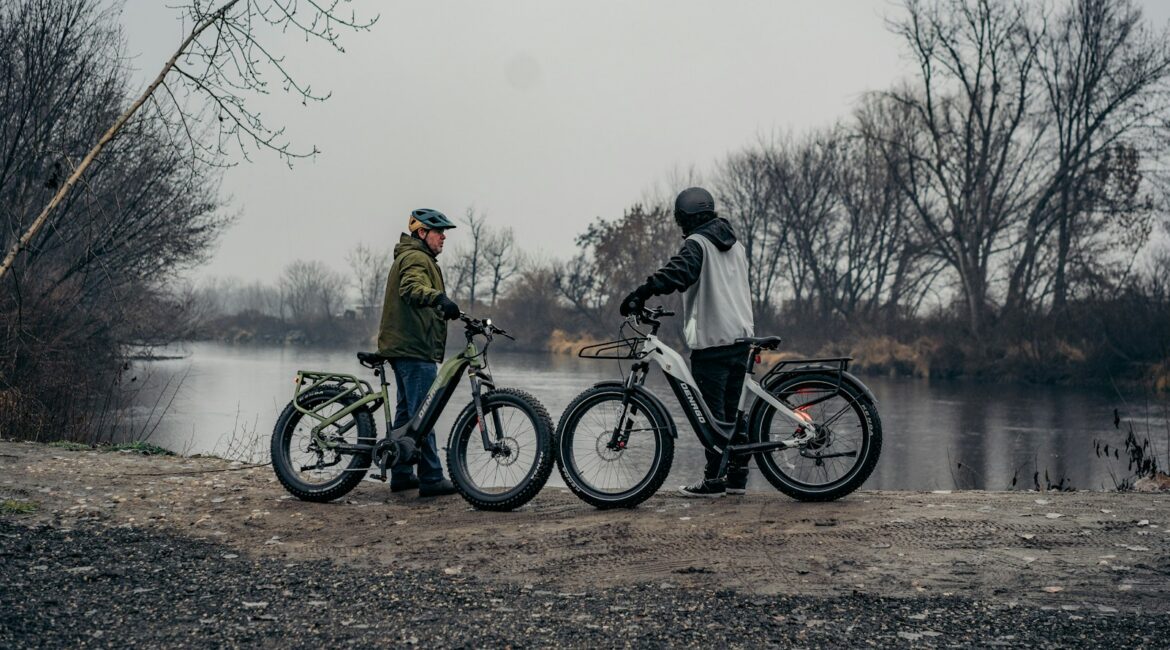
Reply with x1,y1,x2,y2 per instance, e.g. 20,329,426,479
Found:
356,351,390,368
735,336,783,350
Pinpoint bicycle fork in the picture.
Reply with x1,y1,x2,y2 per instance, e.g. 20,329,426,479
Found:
470,368,510,458
607,363,649,450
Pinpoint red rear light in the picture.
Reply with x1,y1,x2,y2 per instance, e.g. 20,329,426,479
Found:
754,354,762,364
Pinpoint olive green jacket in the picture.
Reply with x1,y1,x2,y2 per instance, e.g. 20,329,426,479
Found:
377,234,447,361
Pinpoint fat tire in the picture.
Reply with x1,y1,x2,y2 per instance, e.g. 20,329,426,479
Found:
555,385,674,509
749,372,882,502
446,388,555,511
271,386,375,502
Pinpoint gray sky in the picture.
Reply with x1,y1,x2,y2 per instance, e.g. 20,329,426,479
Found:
118,0,1170,284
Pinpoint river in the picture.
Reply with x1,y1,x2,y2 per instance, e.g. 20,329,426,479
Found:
119,341,1168,492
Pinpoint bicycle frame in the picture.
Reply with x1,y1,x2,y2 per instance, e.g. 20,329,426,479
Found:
291,331,505,460
630,334,815,458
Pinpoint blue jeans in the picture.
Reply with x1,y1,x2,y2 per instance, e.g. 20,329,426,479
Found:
389,358,445,484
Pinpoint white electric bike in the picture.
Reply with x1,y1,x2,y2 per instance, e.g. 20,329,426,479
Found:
555,306,882,508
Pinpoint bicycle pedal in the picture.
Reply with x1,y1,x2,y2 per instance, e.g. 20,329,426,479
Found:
366,472,387,482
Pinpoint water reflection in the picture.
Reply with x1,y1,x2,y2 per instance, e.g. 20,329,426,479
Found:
122,342,1167,492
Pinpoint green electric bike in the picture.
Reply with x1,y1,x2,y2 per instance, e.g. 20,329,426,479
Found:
271,314,554,511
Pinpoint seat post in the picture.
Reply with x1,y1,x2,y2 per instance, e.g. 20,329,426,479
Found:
747,346,762,375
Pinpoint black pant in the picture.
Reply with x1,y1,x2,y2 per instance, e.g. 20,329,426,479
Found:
690,341,750,484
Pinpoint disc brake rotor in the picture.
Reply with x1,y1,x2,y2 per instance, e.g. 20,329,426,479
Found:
595,432,623,461
492,437,520,467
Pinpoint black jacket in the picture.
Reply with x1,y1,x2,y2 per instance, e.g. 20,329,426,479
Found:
644,217,738,295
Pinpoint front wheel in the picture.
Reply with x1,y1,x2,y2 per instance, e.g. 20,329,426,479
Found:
555,385,674,509
446,388,555,511
749,373,881,501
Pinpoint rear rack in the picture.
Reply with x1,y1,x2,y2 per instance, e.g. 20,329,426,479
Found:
766,356,852,374
291,370,375,419
761,356,852,387
578,338,646,360
759,356,854,408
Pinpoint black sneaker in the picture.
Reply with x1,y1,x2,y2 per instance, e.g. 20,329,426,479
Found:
389,475,419,492
679,478,725,498
726,471,747,495
418,479,458,497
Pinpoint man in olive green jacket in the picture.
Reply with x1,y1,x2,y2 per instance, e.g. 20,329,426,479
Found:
377,209,462,497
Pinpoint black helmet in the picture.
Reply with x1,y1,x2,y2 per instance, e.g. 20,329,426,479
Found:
408,208,457,233
674,187,716,216
673,187,716,234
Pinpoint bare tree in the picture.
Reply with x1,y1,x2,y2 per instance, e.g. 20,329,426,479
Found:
879,0,1043,336
444,207,490,305
235,280,283,316
1005,0,1170,313
279,260,347,325
346,242,390,320
769,130,848,320
842,102,947,323
0,0,377,281
482,227,520,307
0,0,235,440
714,140,786,321
553,252,604,326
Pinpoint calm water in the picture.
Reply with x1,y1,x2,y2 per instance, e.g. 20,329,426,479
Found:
120,342,1168,492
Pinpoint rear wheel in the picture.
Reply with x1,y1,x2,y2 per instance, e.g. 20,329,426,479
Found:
555,385,674,509
446,388,555,511
271,386,376,502
749,373,881,501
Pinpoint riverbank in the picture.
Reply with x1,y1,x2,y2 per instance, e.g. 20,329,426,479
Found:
2,440,1168,647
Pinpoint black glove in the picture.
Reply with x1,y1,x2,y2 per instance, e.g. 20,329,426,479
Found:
434,293,461,320
619,284,653,317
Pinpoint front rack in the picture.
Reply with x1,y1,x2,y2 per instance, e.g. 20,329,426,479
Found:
578,338,646,360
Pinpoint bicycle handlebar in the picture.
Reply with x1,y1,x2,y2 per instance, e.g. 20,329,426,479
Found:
458,313,515,340
627,305,674,326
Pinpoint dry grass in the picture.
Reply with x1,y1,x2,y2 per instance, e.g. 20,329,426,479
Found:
1150,361,1170,393
546,329,604,355
831,336,936,378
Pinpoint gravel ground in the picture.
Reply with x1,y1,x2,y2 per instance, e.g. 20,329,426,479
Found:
2,519,1167,649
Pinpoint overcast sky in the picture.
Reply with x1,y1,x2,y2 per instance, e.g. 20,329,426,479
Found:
118,0,1170,284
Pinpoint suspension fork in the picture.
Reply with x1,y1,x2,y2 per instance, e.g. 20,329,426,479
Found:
608,362,649,449
470,368,504,453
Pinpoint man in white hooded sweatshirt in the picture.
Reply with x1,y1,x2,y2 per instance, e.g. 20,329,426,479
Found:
619,187,755,497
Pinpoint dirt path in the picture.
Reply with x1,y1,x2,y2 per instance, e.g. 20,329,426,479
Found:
2,440,1168,615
